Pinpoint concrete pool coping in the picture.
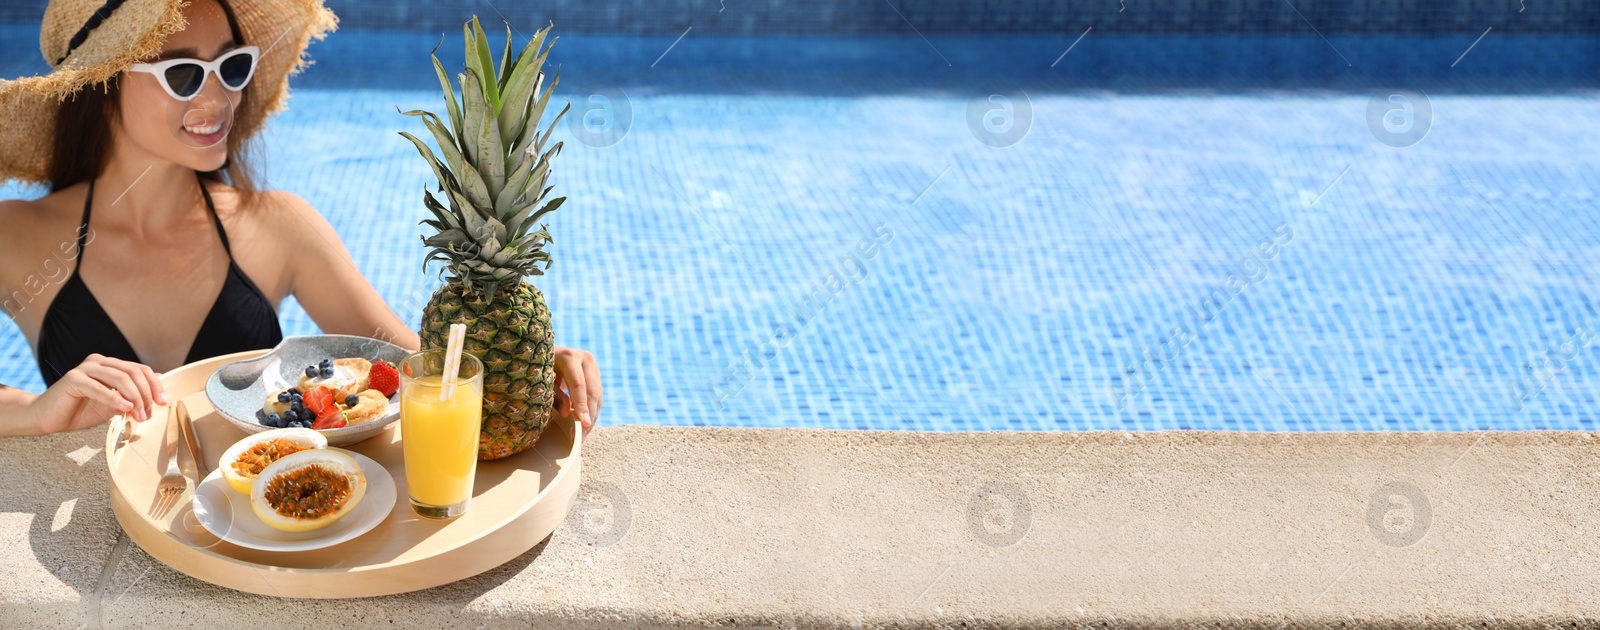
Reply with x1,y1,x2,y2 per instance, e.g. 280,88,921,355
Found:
3,425,1598,627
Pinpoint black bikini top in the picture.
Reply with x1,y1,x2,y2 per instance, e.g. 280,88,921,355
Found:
35,172,283,386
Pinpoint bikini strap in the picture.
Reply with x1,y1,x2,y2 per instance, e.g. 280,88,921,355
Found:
195,171,232,256
73,178,95,272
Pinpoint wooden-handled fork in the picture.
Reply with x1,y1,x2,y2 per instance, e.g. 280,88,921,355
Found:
147,405,188,520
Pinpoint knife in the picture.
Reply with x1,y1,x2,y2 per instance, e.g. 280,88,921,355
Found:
175,400,207,480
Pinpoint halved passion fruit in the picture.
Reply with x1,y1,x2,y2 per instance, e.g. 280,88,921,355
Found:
219,428,327,495
250,449,367,533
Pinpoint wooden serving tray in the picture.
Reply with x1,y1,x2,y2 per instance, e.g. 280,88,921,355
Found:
104,350,583,598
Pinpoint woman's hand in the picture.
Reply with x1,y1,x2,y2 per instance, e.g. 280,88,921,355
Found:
552,347,601,436
27,354,166,435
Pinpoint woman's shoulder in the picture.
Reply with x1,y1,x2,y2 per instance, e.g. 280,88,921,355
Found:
0,184,88,247
0,183,87,219
202,182,345,288
0,184,89,293
202,180,319,229
203,179,308,215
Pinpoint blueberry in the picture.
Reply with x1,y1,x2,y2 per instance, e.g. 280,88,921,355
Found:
292,402,305,415
320,366,334,378
305,365,319,378
283,409,298,423
266,412,284,428
345,394,360,408
291,393,303,403
321,358,333,367
276,391,292,403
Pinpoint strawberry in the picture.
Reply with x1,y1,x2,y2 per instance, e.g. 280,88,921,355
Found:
304,386,334,415
312,405,347,430
369,360,400,397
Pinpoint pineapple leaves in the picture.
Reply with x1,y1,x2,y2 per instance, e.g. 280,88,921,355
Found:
503,149,549,217
420,187,462,231
459,69,484,171
398,130,462,200
470,69,507,202
527,195,565,227
423,228,471,250
497,23,514,93
507,227,554,276
513,72,563,160
398,109,492,212
496,25,553,151
505,145,561,225
483,216,509,245
497,55,540,153
405,16,568,294
510,226,554,253
413,109,488,205
505,186,563,236
527,98,570,166
465,17,500,111
495,144,537,215
502,185,547,233
445,185,488,239
479,232,509,266
428,37,463,143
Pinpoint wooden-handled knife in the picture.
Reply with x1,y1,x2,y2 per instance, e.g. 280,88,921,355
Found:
175,400,208,479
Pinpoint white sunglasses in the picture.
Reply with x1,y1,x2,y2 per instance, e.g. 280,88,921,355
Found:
129,46,260,101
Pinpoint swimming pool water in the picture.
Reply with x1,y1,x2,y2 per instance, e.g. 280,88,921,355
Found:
2,30,1597,431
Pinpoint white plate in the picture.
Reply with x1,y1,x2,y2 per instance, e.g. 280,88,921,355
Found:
190,448,396,552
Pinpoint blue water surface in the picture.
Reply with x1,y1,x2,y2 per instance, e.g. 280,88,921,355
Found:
2,28,1598,430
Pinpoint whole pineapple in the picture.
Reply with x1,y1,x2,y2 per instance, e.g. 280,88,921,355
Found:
400,17,570,460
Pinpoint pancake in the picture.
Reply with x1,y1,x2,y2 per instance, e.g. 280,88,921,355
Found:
297,358,372,399
342,389,390,425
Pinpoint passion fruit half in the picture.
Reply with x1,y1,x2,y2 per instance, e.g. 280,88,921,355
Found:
219,428,327,495
250,449,367,533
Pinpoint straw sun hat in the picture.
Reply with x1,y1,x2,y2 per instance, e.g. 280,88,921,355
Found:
0,0,339,185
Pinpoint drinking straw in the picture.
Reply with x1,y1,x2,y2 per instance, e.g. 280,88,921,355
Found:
440,323,466,402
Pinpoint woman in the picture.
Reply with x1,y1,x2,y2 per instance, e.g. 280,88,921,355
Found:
0,0,601,436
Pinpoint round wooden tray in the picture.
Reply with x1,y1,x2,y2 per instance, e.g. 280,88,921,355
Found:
104,350,583,598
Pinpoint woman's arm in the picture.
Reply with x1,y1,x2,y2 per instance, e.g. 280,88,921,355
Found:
271,192,421,351
0,203,34,433
0,355,165,436
0,384,39,436
273,193,603,433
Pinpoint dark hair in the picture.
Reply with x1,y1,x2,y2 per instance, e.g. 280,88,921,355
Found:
48,0,260,203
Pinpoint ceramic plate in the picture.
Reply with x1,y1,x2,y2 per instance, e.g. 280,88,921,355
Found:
190,448,396,552
204,335,408,446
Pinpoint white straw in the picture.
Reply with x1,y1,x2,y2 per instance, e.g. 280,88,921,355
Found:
440,323,466,402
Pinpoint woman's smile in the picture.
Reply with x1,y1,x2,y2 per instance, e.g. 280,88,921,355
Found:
182,115,228,145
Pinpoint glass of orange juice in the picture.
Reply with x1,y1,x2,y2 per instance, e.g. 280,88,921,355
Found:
400,349,483,519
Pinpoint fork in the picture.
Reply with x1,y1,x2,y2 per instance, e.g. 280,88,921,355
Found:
147,406,188,520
